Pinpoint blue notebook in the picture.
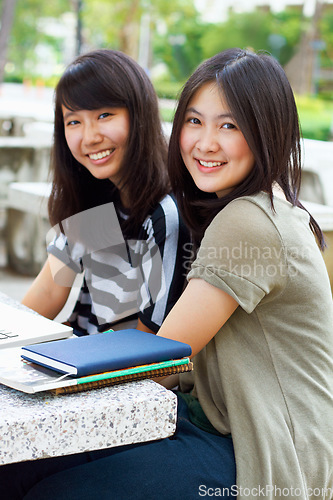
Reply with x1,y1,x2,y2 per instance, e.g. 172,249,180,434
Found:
21,329,192,377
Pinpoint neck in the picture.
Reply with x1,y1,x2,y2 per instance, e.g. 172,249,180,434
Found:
119,189,130,209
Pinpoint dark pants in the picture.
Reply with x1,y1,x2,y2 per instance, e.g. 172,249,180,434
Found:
1,395,236,500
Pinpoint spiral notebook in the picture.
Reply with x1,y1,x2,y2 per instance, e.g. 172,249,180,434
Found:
21,329,192,377
0,347,192,394
0,327,193,394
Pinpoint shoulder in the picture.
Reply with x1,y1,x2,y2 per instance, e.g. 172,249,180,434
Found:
144,194,182,236
208,193,277,233
191,194,289,305
209,192,309,241
201,193,284,254
218,192,274,218
49,231,68,250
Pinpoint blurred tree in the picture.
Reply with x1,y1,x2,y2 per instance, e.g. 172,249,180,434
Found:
3,0,331,92
271,8,304,64
153,7,204,82
3,0,201,82
0,0,18,83
284,1,327,95
200,8,303,67
82,0,199,64
320,6,333,67
4,0,71,82
81,0,141,57
72,0,83,56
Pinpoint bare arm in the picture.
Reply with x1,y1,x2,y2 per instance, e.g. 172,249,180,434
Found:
157,278,238,357
22,255,75,320
136,318,156,334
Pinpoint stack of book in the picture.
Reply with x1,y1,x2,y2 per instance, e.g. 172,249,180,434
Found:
0,329,193,394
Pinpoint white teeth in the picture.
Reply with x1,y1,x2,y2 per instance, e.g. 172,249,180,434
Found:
89,149,113,160
199,160,224,168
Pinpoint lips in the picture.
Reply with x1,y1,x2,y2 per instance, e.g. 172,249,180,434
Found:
199,160,225,168
88,148,115,160
197,159,227,169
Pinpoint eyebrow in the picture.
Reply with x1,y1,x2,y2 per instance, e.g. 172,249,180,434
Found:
185,106,233,120
62,109,77,120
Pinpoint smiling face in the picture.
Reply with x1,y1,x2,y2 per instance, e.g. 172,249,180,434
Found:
180,82,255,198
62,106,130,192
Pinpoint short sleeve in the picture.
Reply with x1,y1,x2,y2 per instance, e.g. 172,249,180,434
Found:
47,233,83,274
187,199,287,313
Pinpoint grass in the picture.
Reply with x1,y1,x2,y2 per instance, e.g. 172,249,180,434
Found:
160,107,175,123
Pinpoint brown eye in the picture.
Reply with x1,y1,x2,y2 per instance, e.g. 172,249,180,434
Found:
98,112,112,119
222,123,236,130
66,120,79,126
189,117,201,125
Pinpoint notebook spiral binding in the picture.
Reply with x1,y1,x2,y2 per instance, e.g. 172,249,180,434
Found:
53,361,193,395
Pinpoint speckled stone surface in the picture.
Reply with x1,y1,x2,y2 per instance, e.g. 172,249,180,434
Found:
0,293,177,465
0,380,177,465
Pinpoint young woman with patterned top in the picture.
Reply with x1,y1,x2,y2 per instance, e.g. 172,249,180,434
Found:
22,49,190,336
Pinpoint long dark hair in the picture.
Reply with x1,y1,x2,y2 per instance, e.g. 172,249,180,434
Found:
48,49,169,236
168,48,324,248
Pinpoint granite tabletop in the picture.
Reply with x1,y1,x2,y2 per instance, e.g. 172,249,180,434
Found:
0,380,177,465
0,292,177,465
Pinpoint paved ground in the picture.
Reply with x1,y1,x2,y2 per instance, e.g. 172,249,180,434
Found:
0,227,34,303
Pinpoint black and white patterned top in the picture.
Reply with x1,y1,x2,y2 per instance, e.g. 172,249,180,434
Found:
47,194,190,334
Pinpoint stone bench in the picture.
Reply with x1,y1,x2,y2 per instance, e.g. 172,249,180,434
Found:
0,136,51,211
301,139,333,206
0,136,52,275
302,200,333,290
5,182,51,275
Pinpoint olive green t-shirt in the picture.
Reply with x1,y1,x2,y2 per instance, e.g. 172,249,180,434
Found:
181,193,333,499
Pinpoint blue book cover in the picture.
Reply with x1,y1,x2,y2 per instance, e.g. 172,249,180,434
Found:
21,329,192,377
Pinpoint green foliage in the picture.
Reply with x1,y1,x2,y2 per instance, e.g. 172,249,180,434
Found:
318,90,333,101
153,80,184,100
296,94,333,141
81,0,140,50
319,8,333,67
5,0,71,80
2,0,333,108
200,8,302,66
152,7,304,82
271,8,304,64
3,73,22,83
159,107,175,124
152,4,204,81
81,0,201,58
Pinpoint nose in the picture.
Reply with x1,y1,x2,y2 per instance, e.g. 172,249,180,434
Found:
82,121,103,146
197,127,220,154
